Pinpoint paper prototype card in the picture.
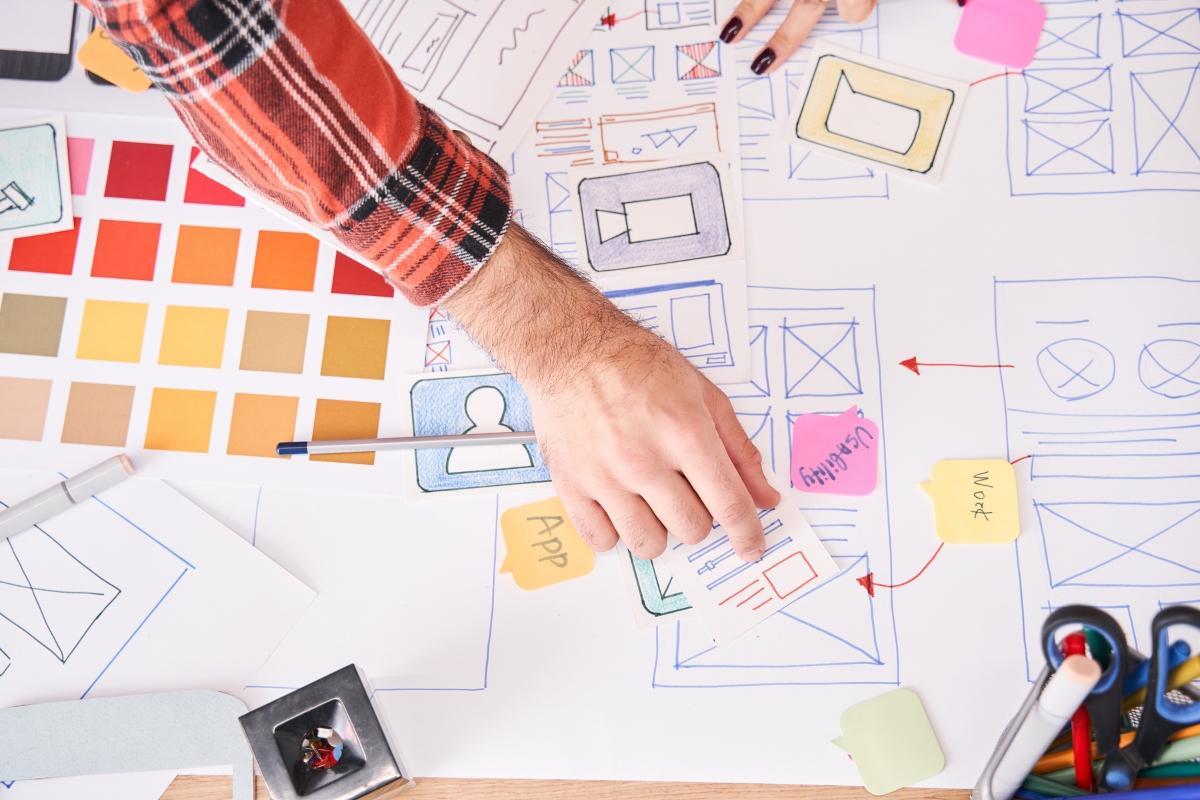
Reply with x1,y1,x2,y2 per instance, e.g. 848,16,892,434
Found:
617,542,695,629
397,368,551,500
656,469,840,646
785,42,969,185
0,115,74,239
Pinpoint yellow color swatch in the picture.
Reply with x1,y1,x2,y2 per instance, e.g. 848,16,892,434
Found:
158,305,228,368
76,299,149,363
499,496,595,590
76,27,153,93
227,393,299,458
920,459,1019,544
144,388,217,453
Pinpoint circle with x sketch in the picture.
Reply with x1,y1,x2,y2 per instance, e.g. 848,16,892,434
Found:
1037,338,1115,401
1139,339,1200,399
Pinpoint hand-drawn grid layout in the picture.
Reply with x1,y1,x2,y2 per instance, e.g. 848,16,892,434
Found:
994,277,1200,679
654,286,899,686
735,6,888,200
0,482,191,702
1005,0,1200,194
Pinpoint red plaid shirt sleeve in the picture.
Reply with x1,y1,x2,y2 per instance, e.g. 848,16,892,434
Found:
80,0,513,307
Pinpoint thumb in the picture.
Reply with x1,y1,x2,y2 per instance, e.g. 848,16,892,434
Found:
701,377,781,509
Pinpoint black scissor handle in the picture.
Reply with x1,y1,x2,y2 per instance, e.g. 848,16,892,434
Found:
1041,605,1130,762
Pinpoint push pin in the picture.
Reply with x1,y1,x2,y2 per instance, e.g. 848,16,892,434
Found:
239,665,411,799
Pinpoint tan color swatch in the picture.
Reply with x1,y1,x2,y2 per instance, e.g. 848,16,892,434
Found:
144,388,217,453
0,293,68,357
159,305,229,368
227,393,299,458
321,316,390,380
240,311,309,374
61,382,136,446
0,377,53,441
311,399,380,465
77,299,149,363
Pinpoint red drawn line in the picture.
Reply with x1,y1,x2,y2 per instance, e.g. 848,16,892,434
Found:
737,588,765,608
900,357,1015,375
971,71,1021,87
601,10,653,26
1011,455,1032,465
719,579,757,605
876,543,945,589
752,596,773,610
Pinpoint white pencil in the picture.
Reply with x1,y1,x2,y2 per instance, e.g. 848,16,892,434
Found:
277,431,537,456
0,455,135,540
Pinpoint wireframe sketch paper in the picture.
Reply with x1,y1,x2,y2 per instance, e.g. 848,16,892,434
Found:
0,115,74,240
785,42,969,185
0,472,314,708
397,369,550,499
343,0,608,160
657,469,839,646
617,542,695,629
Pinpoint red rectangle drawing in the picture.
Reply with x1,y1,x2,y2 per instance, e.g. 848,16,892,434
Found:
599,103,720,164
763,551,817,599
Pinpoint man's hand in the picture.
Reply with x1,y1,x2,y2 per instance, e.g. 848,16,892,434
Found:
442,224,780,561
719,0,878,75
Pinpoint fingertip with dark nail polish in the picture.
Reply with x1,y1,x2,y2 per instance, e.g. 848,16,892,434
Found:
719,16,742,43
750,48,776,75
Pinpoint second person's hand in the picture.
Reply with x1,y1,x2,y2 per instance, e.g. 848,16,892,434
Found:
719,0,879,75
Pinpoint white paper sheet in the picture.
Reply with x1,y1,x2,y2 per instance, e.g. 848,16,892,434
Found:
0,473,314,708
0,1,75,55
343,0,609,160
0,771,176,800
0,115,74,241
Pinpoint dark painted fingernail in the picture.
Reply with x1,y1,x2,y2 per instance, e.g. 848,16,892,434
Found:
719,16,742,43
750,48,776,75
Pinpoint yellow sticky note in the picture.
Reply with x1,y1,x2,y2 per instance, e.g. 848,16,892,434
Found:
833,689,945,795
77,27,153,93
499,497,595,590
920,459,1019,544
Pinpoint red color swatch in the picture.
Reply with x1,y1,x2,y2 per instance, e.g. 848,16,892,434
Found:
183,146,246,207
104,141,174,201
331,251,394,297
8,219,81,275
91,220,162,281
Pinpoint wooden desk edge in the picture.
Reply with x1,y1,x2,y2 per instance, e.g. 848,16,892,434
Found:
161,775,972,800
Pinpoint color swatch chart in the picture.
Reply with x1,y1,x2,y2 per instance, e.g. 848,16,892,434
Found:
0,112,425,493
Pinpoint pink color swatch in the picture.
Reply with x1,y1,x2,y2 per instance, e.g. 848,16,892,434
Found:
790,407,880,496
955,0,1047,69
67,137,95,196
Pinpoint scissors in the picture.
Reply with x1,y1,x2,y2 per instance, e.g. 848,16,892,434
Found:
1041,605,1132,789
1098,604,1200,791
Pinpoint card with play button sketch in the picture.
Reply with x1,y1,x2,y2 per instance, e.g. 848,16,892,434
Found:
786,41,969,184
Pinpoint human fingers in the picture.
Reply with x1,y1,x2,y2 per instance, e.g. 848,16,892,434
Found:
676,432,766,562
836,0,877,24
718,0,776,46
639,472,713,546
558,493,620,553
701,379,781,510
603,492,669,559
749,0,827,75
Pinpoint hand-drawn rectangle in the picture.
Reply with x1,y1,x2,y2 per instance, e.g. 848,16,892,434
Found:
598,103,721,164
645,0,716,30
604,279,734,370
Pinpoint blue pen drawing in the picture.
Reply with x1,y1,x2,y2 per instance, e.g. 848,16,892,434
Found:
597,103,721,164
605,280,735,370
994,276,1200,679
1005,0,1200,195
676,41,720,81
0,123,65,233
611,46,656,83
409,373,550,492
576,161,731,271
645,0,716,30
349,0,470,93
735,6,888,200
655,286,898,687
544,171,579,265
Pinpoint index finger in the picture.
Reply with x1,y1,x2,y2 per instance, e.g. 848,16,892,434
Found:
677,432,767,562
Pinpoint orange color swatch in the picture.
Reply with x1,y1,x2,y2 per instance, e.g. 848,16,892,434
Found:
310,399,380,465
227,393,299,458
172,225,240,286
144,388,217,453
251,231,319,291
92,219,161,281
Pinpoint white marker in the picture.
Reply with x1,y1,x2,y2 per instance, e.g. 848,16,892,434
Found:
990,654,1102,800
0,455,135,540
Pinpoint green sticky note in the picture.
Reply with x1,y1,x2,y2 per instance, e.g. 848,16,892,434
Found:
832,689,945,795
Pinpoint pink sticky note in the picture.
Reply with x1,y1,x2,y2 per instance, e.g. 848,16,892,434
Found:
954,0,1047,70
67,137,95,196
790,407,880,496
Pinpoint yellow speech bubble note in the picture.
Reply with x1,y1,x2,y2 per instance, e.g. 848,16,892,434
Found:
77,27,153,93
499,497,595,590
833,689,945,795
920,459,1019,544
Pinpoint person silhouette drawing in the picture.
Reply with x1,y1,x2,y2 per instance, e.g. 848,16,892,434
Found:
445,385,534,474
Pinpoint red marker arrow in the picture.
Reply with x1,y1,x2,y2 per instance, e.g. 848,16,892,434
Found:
900,357,1015,375
858,543,944,597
